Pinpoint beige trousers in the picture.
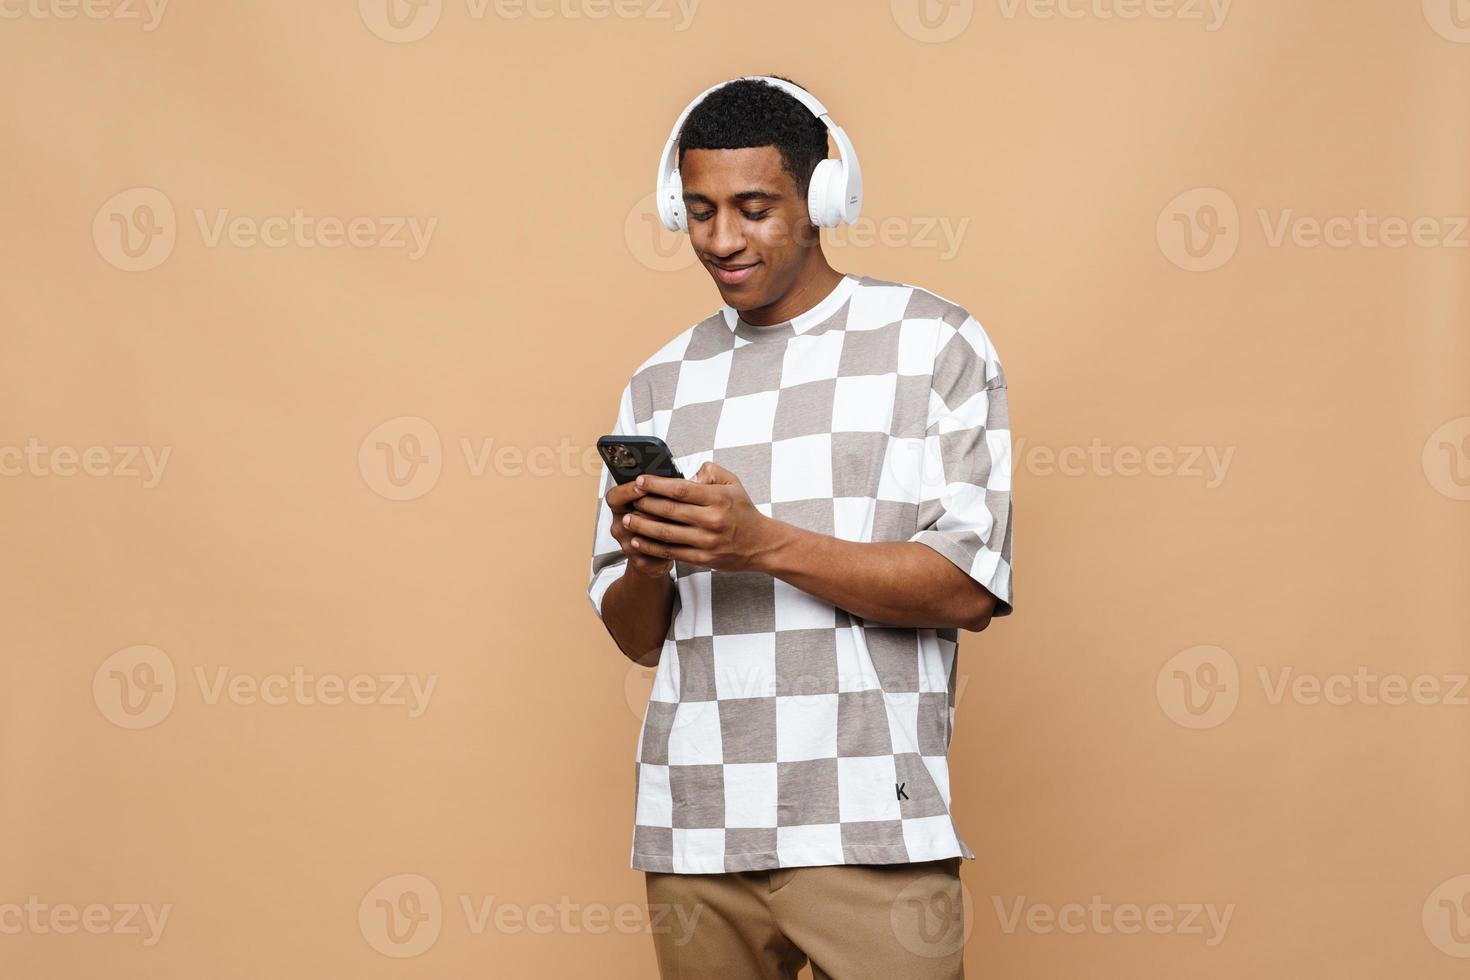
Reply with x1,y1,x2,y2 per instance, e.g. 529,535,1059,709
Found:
643,857,966,979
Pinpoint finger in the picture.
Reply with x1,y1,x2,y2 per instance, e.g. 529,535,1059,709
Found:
631,492,709,527
695,461,735,485
635,473,717,505
629,536,710,564
624,512,709,548
606,480,647,511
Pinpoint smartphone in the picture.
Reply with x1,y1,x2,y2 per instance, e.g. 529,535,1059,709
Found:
597,435,685,485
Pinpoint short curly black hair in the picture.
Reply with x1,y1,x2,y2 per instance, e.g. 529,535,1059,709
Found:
676,76,830,200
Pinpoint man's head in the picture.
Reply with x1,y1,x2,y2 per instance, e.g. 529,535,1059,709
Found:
675,76,833,314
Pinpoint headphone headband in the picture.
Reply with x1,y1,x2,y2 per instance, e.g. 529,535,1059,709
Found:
655,76,863,234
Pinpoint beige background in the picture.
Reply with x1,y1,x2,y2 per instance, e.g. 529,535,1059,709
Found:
3,0,1469,976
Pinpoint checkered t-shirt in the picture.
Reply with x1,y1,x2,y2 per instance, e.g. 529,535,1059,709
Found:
588,273,1014,874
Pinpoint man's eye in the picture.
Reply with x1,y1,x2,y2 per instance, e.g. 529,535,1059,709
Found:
687,209,770,222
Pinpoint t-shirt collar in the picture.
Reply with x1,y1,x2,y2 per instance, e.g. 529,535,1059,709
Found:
722,273,858,344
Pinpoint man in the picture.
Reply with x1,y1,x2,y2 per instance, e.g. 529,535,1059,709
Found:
587,76,1013,979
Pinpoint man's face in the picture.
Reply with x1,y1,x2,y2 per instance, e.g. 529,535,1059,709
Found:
678,145,817,311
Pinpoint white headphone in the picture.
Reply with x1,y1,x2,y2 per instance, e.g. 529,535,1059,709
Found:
655,76,864,234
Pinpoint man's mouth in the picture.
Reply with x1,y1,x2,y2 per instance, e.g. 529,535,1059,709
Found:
710,261,759,286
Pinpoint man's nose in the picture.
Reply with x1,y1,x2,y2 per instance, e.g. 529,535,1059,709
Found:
708,206,746,256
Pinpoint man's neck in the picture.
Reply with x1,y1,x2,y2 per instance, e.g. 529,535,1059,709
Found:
738,257,845,327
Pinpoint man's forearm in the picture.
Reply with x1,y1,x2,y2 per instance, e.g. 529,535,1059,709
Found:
751,522,995,632
600,566,676,667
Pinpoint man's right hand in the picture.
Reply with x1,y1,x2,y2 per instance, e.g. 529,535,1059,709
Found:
606,479,675,578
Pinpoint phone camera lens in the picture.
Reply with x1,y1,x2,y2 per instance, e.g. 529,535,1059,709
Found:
609,444,636,470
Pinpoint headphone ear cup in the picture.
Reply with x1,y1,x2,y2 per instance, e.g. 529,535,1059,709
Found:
658,169,687,233
806,158,843,228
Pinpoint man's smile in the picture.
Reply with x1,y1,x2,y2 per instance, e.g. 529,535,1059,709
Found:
709,260,760,285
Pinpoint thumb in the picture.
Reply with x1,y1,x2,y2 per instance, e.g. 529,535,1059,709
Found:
694,461,733,485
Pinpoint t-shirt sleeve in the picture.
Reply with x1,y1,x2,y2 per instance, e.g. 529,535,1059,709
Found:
587,380,637,620
907,313,1014,617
